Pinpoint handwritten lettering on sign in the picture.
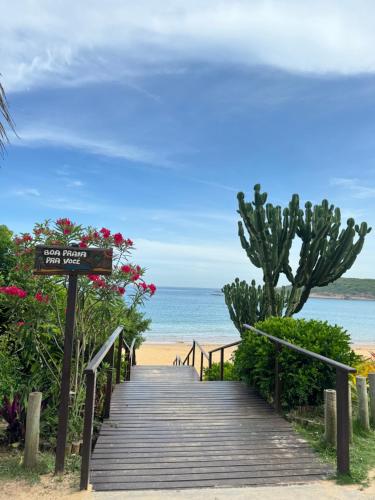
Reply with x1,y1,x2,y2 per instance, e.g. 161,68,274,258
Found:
34,246,113,275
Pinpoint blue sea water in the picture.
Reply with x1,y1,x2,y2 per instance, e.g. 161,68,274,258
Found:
141,287,375,344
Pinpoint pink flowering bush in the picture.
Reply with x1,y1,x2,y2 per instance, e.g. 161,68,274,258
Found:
0,218,156,442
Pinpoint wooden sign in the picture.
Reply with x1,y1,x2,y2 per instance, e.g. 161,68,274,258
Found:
34,245,113,275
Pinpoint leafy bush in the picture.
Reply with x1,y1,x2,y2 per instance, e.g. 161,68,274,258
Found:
353,354,375,380
0,218,155,443
234,317,359,410
203,361,239,381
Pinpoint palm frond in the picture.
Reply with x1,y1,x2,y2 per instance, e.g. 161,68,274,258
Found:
0,79,16,156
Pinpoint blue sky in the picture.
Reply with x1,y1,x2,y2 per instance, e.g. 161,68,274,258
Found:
1,1,375,287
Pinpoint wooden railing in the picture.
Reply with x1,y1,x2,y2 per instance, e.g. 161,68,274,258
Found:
174,339,241,381
243,324,356,476
80,326,136,490
207,340,241,380
173,355,182,366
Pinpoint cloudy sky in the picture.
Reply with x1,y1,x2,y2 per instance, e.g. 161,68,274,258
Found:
1,1,375,287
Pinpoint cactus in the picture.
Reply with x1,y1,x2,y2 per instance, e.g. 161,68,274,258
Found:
223,278,289,336
223,184,371,329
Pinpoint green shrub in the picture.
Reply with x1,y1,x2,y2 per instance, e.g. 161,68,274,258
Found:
234,317,359,410
203,361,239,381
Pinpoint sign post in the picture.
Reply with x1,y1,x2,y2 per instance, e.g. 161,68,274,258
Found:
34,245,112,474
55,272,78,473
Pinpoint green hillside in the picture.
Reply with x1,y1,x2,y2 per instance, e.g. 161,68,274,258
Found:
311,278,375,299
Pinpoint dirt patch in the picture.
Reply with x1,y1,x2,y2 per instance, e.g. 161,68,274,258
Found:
0,474,89,499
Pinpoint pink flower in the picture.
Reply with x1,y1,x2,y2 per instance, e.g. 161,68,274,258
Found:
56,218,72,226
94,279,106,288
117,287,125,295
0,286,27,298
121,265,132,274
131,274,140,282
100,227,111,239
35,291,49,303
139,282,148,291
79,241,88,248
148,284,156,296
113,232,124,246
23,234,32,242
92,231,99,239
88,275,106,288
17,321,25,327
126,238,133,246
63,228,71,235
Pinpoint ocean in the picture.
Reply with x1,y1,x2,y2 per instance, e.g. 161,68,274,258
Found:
141,287,375,344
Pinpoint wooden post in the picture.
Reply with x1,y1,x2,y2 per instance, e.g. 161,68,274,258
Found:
274,344,282,413
200,352,203,381
55,273,78,474
125,348,130,381
80,371,96,490
192,341,195,368
208,352,212,370
324,389,337,447
220,348,224,381
23,392,42,469
356,376,370,430
103,344,114,419
369,373,375,427
336,369,350,474
116,331,123,384
348,384,353,443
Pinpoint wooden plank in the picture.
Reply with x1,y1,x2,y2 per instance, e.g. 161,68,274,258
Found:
92,474,328,491
92,464,331,479
92,447,313,459
91,456,318,470
91,453,318,467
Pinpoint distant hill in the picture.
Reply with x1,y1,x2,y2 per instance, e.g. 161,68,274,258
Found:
310,278,375,301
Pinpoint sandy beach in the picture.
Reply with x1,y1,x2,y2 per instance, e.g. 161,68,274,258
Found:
137,341,375,366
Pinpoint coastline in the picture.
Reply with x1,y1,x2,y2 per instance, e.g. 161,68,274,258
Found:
137,341,375,366
310,293,375,301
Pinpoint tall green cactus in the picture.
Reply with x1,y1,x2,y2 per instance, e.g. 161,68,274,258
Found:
223,278,290,335
223,184,371,333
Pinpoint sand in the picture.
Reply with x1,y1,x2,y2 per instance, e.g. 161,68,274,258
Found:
137,341,375,366
136,342,238,366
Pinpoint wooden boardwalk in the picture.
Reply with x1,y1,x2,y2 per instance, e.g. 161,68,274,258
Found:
90,366,331,491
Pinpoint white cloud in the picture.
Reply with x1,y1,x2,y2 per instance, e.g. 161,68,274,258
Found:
2,1,375,93
331,177,375,199
67,180,84,187
134,237,260,287
15,127,175,167
13,188,41,197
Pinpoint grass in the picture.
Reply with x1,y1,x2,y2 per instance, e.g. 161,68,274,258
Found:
0,449,81,485
295,420,375,486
